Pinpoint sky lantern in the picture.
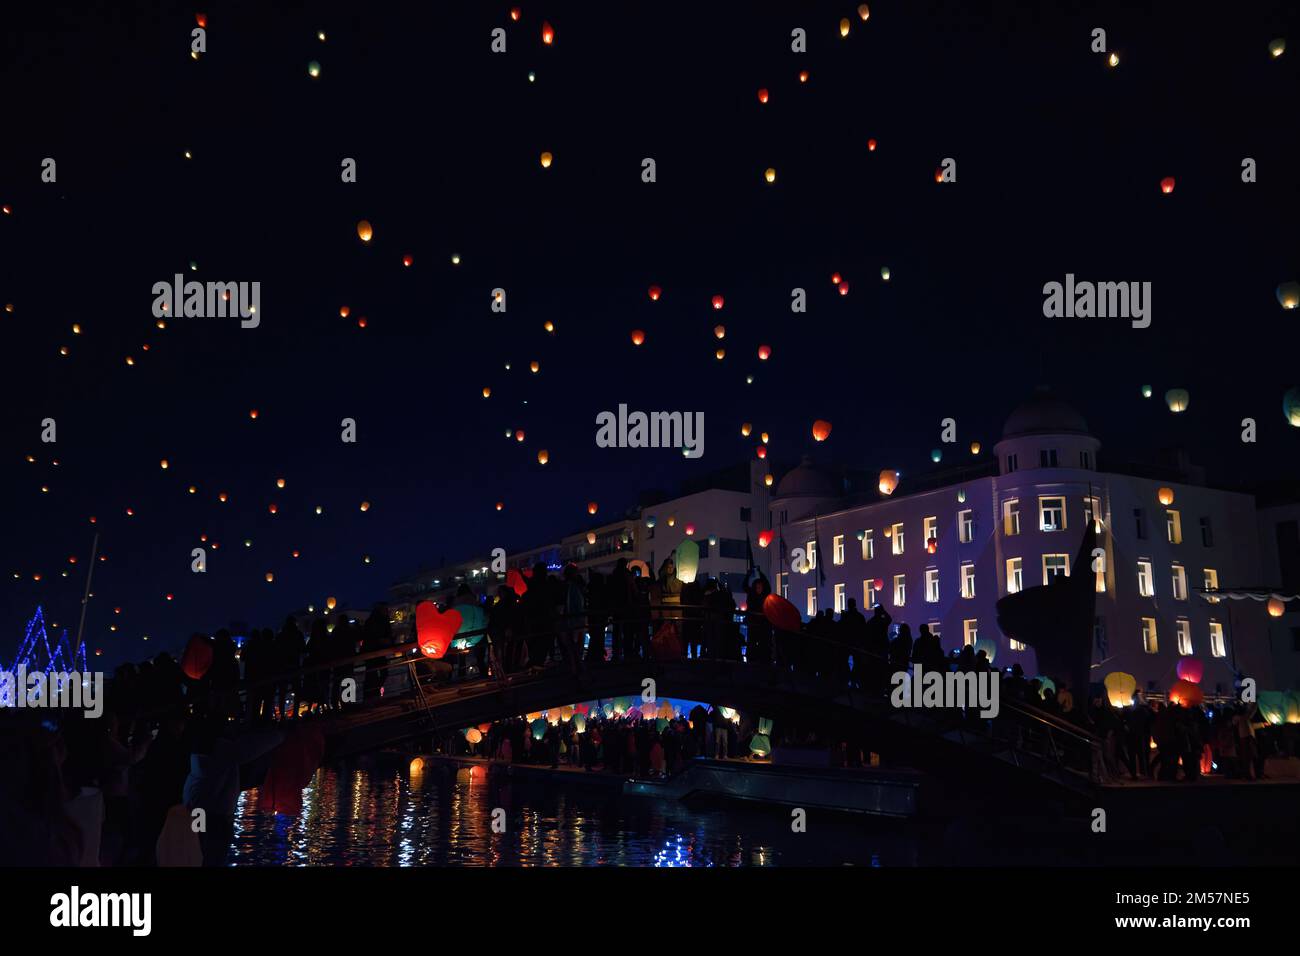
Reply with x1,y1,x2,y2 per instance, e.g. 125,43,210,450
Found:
1141,384,1153,398
685,523,695,535
762,593,802,632
970,441,981,454
798,69,809,83
1159,177,1175,194
931,449,942,463
510,7,520,21
160,459,169,470
482,386,492,398
1269,37,1285,58
416,601,460,659
265,572,274,583
867,138,877,151
764,474,774,486
1277,281,1300,310
711,294,724,310
356,220,372,242
308,61,321,78
1268,597,1286,617
496,501,504,511
587,501,598,515
1283,388,1300,426
631,328,646,345
764,167,776,183
840,17,850,37
760,432,769,444
543,320,554,333
741,422,752,436
360,500,371,511
586,532,597,545
1103,672,1137,707
1175,657,1204,684
648,284,661,301
858,3,870,19
541,21,554,44
515,429,526,442
756,446,767,459
537,449,549,465
1165,388,1190,413
714,324,726,339
1157,486,1175,506
268,503,278,514
339,306,350,318
540,151,553,168
880,266,891,281
757,88,769,103
927,537,938,554
276,478,285,489
812,419,832,441
715,348,725,360
878,469,899,495
831,272,842,285
675,539,700,583
1107,52,1119,67
181,635,213,680
758,530,774,548
195,13,207,28
1168,679,1204,708
402,254,413,267
757,344,771,360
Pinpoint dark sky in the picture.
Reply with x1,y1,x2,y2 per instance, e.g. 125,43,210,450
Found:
2,0,1298,666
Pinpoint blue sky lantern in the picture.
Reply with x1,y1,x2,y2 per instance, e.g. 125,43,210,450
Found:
1141,384,1153,398
973,636,997,664
957,488,967,503
656,718,669,732
530,718,547,740
1035,675,1056,699
855,529,866,541
930,448,942,463
1283,387,1300,427
451,602,487,648
602,701,615,718
573,713,587,733
676,538,700,583
645,515,657,529
749,733,771,756
708,534,719,547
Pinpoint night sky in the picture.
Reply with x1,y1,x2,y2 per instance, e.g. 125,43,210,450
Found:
2,1,1298,666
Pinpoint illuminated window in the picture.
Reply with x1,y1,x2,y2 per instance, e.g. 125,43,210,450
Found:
832,534,845,566
806,540,817,570
1039,496,1066,532
893,574,906,607
963,619,978,646
807,588,817,617
1003,499,1020,536
1209,621,1225,657
1175,619,1192,655
1137,560,1154,597
961,562,976,599
863,580,878,607
958,509,974,543
862,530,874,560
778,573,787,599
1141,617,1158,654
925,568,939,603
891,523,905,555
1171,565,1187,601
1010,638,1026,651
1006,557,1023,594
1042,554,1069,583
834,582,846,613
1203,568,1219,602
924,516,938,544
1166,510,1182,545
1083,496,1101,532
929,622,942,643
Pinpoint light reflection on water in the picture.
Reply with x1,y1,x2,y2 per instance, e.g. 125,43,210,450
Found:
229,763,906,867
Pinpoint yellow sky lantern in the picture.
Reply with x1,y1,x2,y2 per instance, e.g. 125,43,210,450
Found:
540,151,553,168
840,18,850,37
356,220,372,242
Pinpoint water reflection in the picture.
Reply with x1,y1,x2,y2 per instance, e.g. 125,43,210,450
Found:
229,763,900,867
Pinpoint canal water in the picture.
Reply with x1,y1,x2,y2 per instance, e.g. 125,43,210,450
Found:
230,763,922,866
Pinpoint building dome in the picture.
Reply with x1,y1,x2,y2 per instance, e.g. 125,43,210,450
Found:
1001,392,1090,439
774,455,839,498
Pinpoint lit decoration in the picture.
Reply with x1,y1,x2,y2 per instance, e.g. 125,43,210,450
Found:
926,537,937,554
451,253,461,265
1104,672,1137,707
764,167,776,183
645,515,657,528
839,17,850,37
356,220,372,242
761,432,769,443
482,386,492,398
465,728,482,745
838,281,849,295
1107,52,1119,67
537,449,549,465
1277,281,1300,310
764,473,773,487
878,469,899,495
586,532,596,545
402,254,413,267
515,429,526,442
627,559,650,578
268,504,278,514
265,572,274,583
757,530,774,548
360,501,371,511
506,568,528,597
1157,486,1174,506
715,348,725,360
1283,388,1300,426
867,138,877,151
798,69,809,83
181,635,213,680
1175,657,1203,683
757,88,769,103
812,419,832,441
326,596,337,610
707,534,719,547
1268,37,1285,58
219,492,228,502
741,422,752,436
308,61,321,78
957,488,967,503
540,151,553,168
881,266,891,280
631,328,646,346
970,441,981,454
249,409,259,419
495,501,504,511
541,21,554,44
762,593,802,632
1168,679,1204,708
276,478,285,489
587,501,598,515
1165,388,1190,413
1268,597,1285,617
543,320,554,333
648,284,661,301
757,344,771,360
510,7,520,21
416,601,460,659
756,446,767,459
712,325,726,341
1141,384,1153,398
1159,176,1175,194
711,294,724,310
931,449,942,463
858,3,870,19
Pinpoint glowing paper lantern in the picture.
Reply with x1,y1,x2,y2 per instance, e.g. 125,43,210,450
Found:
1257,691,1290,725
756,446,767,459
573,713,587,733
676,539,700,583
858,4,870,20
648,285,661,301
1035,676,1056,699
749,734,772,756
1165,388,1190,413
356,220,373,242
798,70,809,83
506,568,528,597
307,61,321,78
541,21,554,44
684,524,695,536
708,535,718,547
812,419,832,441
415,602,460,659
180,635,213,680
465,728,482,744
757,344,771,360
1175,657,1204,683
1268,38,1285,58
530,718,547,740
1283,388,1300,427
757,88,769,103
1141,384,1153,398
757,530,774,548
840,18,850,37
587,501,598,515
880,266,891,281
1157,487,1174,506
867,138,877,151
1104,672,1137,708
970,441,981,454
838,281,849,295
631,329,645,346
764,167,776,183
402,254,413,267
1277,282,1300,310
537,449,549,465
763,593,802,632
1168,679,1203,708
1160,177,1175,194
326,596,337,610
586,532,597,545
711,295,725,310
741,422,752,436
878,469,899,496
973,637,997,664
926,537,937,554
713,325,726,339
930,449,942,463
1268,597,1285,617
764,474,773,486
540,151,553,168
627,559,650,578
645,515,657,528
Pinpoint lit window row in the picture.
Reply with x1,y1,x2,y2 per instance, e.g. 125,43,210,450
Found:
1142,618,1225,657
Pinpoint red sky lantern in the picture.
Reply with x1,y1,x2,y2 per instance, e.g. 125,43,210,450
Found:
762,593,802,633
756,446,767,459
927,537,938,553
515,429,525,442
831,272,842,285
812,419,832,441
416,601,460,659
711,294,724,310
838,281,849,295
757,344,771,360
510,7,520,21
757,88,769,103
402,254,413,267
867,138,877,151
195,13,207,28
1160,176,1175,194
506,568,529,597
798,69,809,83
181,634,212,680
758,530,774,548
934,168,943,183
587,501,598,514
648,284,661,301
1175,657,1204,684
541,21,554,44
873,578,885,592
631,329,646,345
1168,679,1203,707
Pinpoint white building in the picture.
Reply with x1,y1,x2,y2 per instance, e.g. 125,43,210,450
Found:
765,394,1274,699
